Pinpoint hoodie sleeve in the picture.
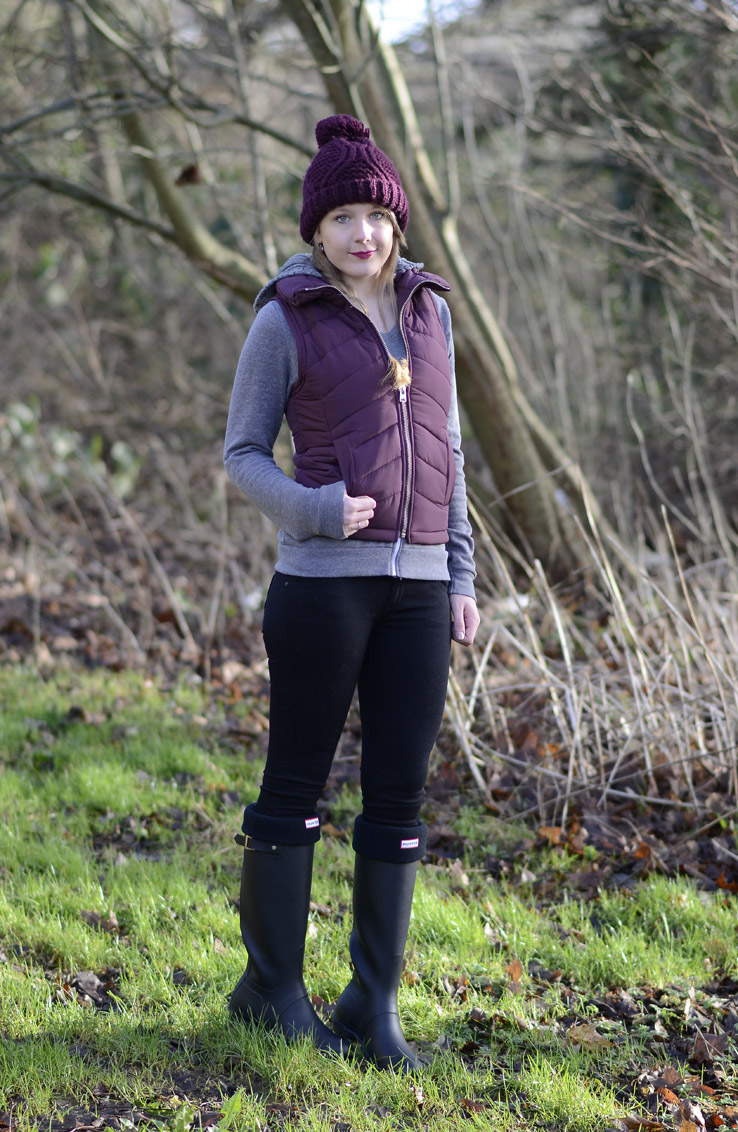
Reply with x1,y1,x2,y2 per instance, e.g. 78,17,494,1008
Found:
224,302,347,541
432,295,477,600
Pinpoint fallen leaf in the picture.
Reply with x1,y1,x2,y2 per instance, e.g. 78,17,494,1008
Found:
566,1022,613,1050
529,961,562,983
655,1068,684,1089
506,958,523,983
448,858,470,887
608,989,639,1019
80,910,119,933
692,1031,728,1063
677,1098,707,1132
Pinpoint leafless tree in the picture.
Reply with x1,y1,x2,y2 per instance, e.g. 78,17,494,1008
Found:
7,0,690,579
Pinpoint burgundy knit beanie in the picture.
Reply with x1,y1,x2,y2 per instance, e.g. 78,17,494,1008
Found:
299,115,409,244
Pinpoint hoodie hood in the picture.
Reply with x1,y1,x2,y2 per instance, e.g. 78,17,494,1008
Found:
253,254,427,312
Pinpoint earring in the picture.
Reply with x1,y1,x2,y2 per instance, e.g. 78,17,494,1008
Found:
318,242,324,251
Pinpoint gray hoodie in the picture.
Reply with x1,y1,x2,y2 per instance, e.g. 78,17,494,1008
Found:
224,255,476,598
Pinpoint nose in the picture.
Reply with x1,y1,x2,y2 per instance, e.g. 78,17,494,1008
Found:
356,216,373,242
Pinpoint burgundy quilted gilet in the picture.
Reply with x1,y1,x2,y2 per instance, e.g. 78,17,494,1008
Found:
274,267,456,544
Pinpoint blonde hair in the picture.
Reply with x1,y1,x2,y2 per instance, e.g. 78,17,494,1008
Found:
312,209,410,392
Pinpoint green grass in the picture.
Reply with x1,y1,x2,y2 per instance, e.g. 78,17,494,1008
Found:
0,664,736,1130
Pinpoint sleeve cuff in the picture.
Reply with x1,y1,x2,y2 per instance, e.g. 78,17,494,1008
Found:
449,573,477,600
317,480,347,539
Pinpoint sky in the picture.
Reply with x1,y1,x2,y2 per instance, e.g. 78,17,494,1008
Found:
366,0,466,42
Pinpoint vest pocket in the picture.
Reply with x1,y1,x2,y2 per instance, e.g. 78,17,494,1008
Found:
333,437,358,497
443,434,457,506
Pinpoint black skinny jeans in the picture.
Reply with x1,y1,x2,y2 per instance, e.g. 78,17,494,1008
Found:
254,574,452,827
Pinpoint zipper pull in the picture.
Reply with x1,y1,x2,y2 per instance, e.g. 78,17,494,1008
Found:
399,386,407,403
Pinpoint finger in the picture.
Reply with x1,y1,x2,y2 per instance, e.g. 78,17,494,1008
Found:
450,598,466,642
343,494,377,535
344,506,375,533
344,507,372,524
451,598,479,647
343,509,373,526
460,608,480,647
345,495,376,515
343,512,374,535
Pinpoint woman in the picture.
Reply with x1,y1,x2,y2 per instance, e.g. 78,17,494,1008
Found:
224,114,479,1071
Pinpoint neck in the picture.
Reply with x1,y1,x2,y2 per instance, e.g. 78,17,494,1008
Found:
351,277,381,307
354,281,396,332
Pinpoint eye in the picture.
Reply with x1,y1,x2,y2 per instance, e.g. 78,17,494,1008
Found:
370,210,385,220
332,213,349,223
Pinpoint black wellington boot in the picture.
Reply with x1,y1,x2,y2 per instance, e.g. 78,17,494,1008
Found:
333,853,421,1072
228,836,348,1055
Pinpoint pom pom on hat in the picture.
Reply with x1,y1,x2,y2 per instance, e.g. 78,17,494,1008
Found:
299,115,409,243
315,115,370,147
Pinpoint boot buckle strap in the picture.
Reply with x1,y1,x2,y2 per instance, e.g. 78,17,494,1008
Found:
237,833,278,853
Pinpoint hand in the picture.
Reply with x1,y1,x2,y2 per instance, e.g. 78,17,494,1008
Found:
450,593,479,647
343,493,376,537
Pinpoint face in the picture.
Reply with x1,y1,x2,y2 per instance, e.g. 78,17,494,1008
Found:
315,203,395,289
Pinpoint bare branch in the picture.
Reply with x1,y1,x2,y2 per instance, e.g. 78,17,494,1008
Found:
0,168,175,240
118,110,265,300
1,93,114,137
68,0,160,92
0,0,31,37
164,92,315,156
66,0,314,156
